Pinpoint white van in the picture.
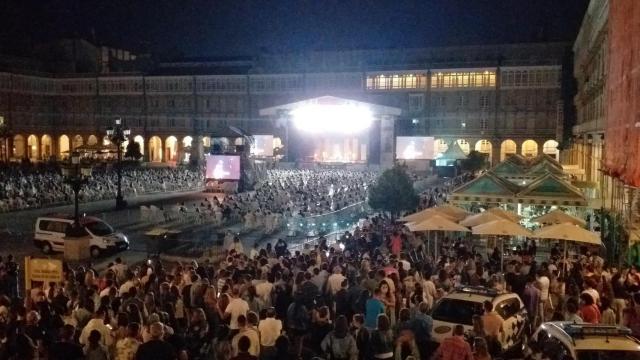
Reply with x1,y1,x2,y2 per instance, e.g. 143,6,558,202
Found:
34,214,129,258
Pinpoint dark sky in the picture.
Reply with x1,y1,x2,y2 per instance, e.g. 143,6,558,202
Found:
0,0,589,58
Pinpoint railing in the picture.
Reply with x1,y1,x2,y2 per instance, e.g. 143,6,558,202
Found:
286,201,369,236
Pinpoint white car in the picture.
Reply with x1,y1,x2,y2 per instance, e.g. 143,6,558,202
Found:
34,214,129,257
431,286,528,352
526,322,640,360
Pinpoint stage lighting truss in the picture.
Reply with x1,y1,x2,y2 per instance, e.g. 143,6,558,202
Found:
290,104,373,134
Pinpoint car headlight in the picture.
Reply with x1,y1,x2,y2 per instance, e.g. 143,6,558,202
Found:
103,238,113,244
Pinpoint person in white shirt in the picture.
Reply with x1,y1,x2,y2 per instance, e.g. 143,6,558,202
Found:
225,287,250,330
231,315,260,357
79,307,113,347
258,308,282,348
326,266,346,296
537,269,550,321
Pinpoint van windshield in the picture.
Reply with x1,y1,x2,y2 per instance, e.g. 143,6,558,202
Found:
85,221,114,236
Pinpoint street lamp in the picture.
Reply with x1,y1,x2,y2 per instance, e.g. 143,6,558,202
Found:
106,117,130,210
61,152,92,236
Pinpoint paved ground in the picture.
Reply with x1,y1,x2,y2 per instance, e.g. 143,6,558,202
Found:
0,188,367,272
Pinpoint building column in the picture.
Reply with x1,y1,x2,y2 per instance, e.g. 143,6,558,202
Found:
536,140,544,158
143,137,150,162
491,140,501,165
192,135,204,164
6,136,13,161
176,139,184,164
515,141,522,157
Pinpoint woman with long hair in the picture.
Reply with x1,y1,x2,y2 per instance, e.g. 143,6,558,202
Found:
379,280,397,326
370,314,394,360
187,307,211,359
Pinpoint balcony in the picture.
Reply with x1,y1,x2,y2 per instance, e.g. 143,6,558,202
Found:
572,119,604,135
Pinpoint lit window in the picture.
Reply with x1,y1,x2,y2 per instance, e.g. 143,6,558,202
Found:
392,75,402,89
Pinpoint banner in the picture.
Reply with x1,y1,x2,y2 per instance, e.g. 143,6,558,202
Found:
24,257,63,290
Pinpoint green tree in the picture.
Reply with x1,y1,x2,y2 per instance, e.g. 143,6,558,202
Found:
461,150,487,173
368,164,419,218
124,141,143,160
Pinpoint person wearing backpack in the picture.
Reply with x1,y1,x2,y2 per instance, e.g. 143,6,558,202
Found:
321,316,358,360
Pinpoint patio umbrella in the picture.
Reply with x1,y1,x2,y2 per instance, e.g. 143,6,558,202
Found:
532,209,586,227
407,215,470,232
487,207,522,222
434,204,470,222
460,211,510,228
399,208,455,223
407,215,470,259
472,219,533,270
533,222,601,273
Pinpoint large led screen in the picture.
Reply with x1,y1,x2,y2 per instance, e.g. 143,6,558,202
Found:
205,155,241,180
396,137,435,160
251,135,274,156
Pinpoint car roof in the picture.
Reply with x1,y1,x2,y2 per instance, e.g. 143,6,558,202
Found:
539,322,640,352
442,287,518,304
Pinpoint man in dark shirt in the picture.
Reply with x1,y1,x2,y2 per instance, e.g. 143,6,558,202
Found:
48,325,83,360
231,336,258,360
135,322,177,360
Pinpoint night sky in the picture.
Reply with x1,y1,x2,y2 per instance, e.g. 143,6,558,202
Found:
0,0,589,58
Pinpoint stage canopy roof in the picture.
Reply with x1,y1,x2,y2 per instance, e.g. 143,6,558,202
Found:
259,95,402,117
439,141,468,160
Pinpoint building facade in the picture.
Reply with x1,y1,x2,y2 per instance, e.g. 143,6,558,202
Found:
0,42,567,165
567,0,608,194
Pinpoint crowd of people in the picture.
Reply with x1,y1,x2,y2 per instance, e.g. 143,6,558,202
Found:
163,169,376,234
0,163,203,212
0,202,634,360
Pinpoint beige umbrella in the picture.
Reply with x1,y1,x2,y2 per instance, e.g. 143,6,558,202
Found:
408,215,470,232
487,207,522,222
434,204,470,222
533,222,601,273
532,209,587,227
472,219,533,270
460,211,511,228
407,215,470,259
533,222,600,244
399,208,455,223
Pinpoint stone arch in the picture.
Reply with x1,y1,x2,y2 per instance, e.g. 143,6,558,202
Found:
475,139,492,162
72,135,84,149
500,139,517,161
149,136,163,162
202,136,211,148
27,134,39,160
102,135,111,146
456,139,470,155
434,138,448,158
543,139,559,161
87,135,98,146
133,135,144,155
234,137,243,146
13,135,25,158
522,139,538,157
41,134,53,159
181,136,193,163
59,135,70,157
165,136,178,162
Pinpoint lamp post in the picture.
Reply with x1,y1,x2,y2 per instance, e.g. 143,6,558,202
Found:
61,152,92,236
106,117,130,210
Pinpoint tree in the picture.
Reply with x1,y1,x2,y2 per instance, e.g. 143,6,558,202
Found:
461,150,487,173
124,141,143,160
368,164,419,218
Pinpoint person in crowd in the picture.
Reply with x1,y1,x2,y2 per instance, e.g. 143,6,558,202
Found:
321,315,358,360
432,325,473,360
135,322,177,360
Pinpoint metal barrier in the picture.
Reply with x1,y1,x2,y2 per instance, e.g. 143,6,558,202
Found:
286,201,369,236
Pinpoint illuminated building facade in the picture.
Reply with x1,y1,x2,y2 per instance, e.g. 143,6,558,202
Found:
0,41,567,165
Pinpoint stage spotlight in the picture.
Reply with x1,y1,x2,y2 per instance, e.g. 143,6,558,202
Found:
291,104,373,134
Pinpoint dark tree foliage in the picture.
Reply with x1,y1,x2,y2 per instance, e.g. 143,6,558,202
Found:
461,150,487,173
124,141,143,160
368,164,419,218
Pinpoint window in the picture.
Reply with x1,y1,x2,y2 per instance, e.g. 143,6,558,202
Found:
431,70,496,89
432,299,483,325
439,96,446,107
168,100,175,108
409,94,424,112
458,94,468,107
366,73,426,90
481,118,488,130
85,221,114,236
480,95,489,109
39,220,69,234
169,118,176,127
496,298,521,319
